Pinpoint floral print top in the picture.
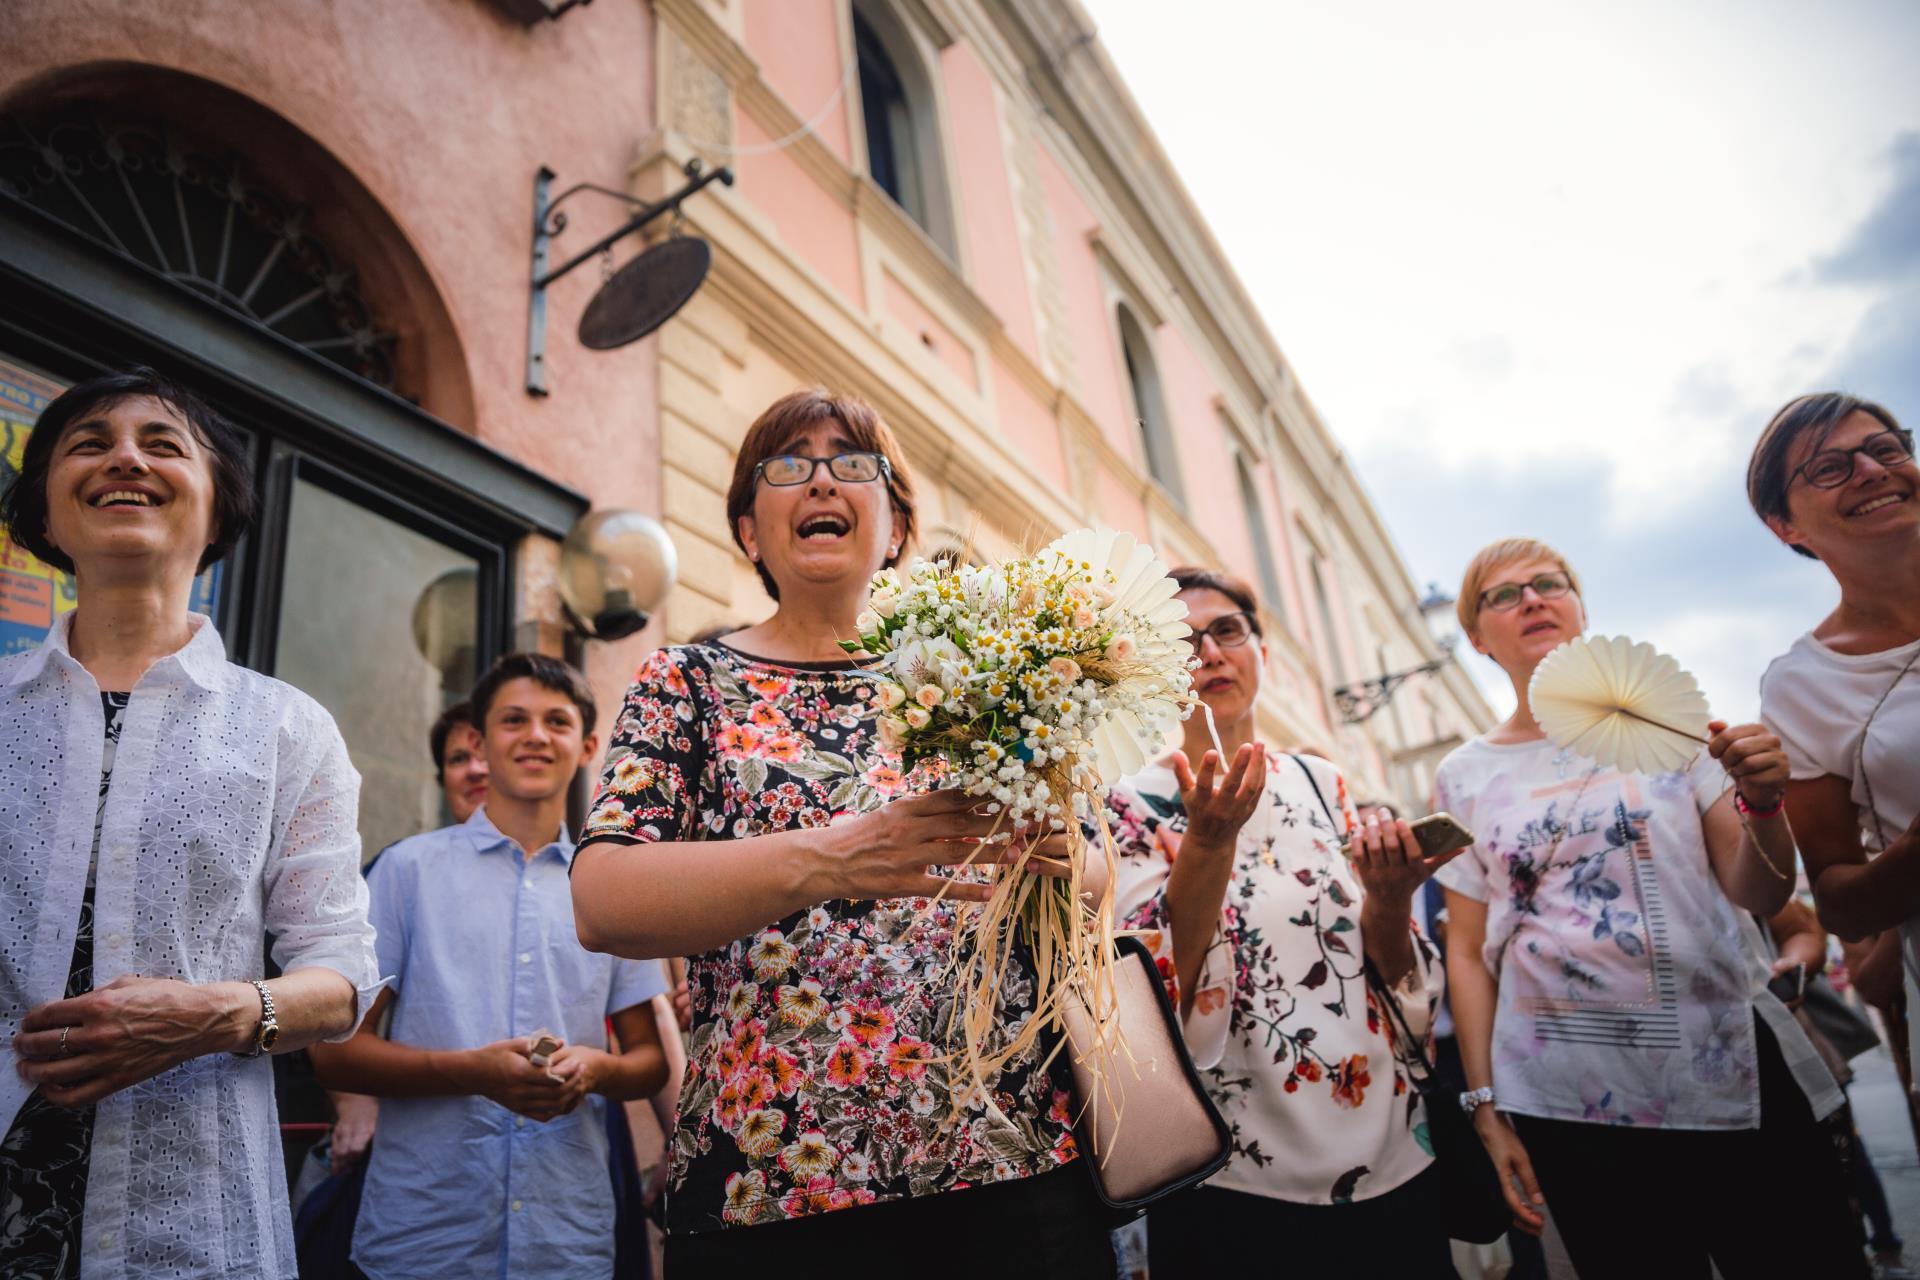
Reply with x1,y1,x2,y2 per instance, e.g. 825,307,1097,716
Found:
1432,737,1842,1129
1107,752,1440,1205
582,643,1076,1235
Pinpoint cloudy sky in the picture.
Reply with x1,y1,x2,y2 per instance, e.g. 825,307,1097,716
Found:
1081,0,1920,719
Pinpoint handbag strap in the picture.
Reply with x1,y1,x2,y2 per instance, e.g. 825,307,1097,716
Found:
1289,755,1444,1094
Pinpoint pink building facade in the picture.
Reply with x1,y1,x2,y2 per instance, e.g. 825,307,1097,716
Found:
0,0,1488,844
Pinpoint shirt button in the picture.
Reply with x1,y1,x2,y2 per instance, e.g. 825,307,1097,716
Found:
106,933,126,946
518,952,532,964
97,1232,114,1247
515,1117,526,1128
511,1200,524,1213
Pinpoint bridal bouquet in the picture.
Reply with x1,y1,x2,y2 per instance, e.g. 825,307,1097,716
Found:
843,528,1195,1116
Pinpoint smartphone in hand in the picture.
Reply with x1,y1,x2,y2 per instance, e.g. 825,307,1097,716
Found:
1767,963,1806,1005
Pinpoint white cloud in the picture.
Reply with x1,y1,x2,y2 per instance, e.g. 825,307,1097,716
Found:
1083,0,1918,719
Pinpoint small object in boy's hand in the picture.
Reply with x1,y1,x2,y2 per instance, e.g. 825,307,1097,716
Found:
1767,962,1806,1006
528,1031,564,1069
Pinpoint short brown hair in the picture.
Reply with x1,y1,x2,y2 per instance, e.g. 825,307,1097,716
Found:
1169,565,1264,636
470,653,597,735
1456,538,1581,637
429,700,476,772
1748,393,1903,561
725,388,917,601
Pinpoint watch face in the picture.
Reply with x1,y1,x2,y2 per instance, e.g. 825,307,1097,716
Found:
259,1023,280,1053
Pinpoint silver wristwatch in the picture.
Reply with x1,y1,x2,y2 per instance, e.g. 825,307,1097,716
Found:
234,980,279,1058
1458,1085,1495,1115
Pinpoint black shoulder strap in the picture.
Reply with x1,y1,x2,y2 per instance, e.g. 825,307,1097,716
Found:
1288,753,1340,834
1290,755,1441,1088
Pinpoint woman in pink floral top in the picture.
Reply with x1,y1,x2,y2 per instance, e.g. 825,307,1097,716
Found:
571,390,1111,1276
1108,568,1458,1278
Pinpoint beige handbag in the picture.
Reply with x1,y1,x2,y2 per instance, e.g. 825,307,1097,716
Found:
1056,935,1231,1211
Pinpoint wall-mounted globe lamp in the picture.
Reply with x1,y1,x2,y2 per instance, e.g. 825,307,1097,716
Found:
559,510,678,641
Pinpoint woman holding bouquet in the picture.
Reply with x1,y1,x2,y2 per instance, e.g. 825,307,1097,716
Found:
1107,567,1459,1277
1434,537,1862,1277
570,389,1113,1275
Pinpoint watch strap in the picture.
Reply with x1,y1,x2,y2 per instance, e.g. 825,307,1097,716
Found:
235,980,277,1058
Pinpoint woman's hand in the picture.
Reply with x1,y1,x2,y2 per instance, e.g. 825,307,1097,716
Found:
1707,720,1789,811
14,975,254,1108
1349,813,1461,911
1473,1108,1546,1236
824,788,1011,902
1172,744,1267,853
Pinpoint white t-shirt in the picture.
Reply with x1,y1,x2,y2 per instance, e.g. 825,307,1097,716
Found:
1761,632,1920,1069
1433,737,1841,1129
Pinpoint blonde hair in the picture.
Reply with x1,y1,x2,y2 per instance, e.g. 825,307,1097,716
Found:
1456,537,1581,637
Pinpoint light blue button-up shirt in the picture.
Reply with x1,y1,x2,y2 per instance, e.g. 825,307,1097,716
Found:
351,808,666,1280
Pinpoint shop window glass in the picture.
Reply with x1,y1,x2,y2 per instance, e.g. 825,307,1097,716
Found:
275,476,479,861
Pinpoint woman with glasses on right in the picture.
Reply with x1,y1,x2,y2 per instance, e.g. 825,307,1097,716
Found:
1752,396,1920,1093
1434,537,1864,1278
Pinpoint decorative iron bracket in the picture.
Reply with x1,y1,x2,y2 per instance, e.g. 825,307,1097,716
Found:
525,158,733,396
1332,657,1448,724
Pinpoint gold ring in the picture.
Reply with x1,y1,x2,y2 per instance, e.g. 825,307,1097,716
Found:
58,1025,71,1057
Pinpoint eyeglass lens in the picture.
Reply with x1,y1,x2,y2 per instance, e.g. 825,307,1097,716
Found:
1483,573,1570,612
760,452,885,486
1186,613,1253,650
1802,431,1913,488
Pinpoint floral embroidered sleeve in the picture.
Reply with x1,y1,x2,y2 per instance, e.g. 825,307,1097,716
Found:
584,646,710,846
1106,780,1235,1070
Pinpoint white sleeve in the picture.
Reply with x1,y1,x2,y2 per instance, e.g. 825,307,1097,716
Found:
1430,761,1491,902
264,701,386,1037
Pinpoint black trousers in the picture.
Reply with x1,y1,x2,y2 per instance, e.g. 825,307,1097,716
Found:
1510,1017,1867,1280
1144,1163,1459,1278
662,1163,1117,1279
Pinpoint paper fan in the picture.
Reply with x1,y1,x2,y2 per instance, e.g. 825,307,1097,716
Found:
1528,634,1711,774
1043,527,1191,784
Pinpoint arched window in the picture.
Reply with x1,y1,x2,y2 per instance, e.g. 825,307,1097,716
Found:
853,0,954,256
1117,304,1182,502
1,110,400,391
1234,448,1287,624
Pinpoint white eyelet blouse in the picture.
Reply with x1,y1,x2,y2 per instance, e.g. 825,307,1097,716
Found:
0,612,383,1279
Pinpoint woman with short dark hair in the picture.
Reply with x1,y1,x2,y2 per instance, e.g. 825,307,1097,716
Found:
0,367,381,1279
571,388,1114,1274
1751,393,1920,1083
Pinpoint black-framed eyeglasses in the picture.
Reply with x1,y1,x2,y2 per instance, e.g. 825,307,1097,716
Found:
1478,571,1573,613
1183,611,1258,653
1791,428,1915,490
754,451,891,487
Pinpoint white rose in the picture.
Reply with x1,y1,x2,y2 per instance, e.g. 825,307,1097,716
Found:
1071,606,1096,630
878,716,909,752
855,610,880,634
1048,657,1082,682
904,706,932,729
915,684,945,708
871,588,899,618
876,682,907,710
1105,634,1137,662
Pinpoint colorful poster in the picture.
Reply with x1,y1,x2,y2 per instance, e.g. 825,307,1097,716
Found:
1,355,223,656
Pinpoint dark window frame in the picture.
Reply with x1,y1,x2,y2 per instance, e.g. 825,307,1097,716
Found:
0,198,585,674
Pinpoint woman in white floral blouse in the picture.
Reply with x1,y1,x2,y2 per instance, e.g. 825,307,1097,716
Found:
571,389,1113,1277
1109,567,1459,1277
1434,536,1862,1278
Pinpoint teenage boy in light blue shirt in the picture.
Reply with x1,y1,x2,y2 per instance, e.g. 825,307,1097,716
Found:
313,654,669,1280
